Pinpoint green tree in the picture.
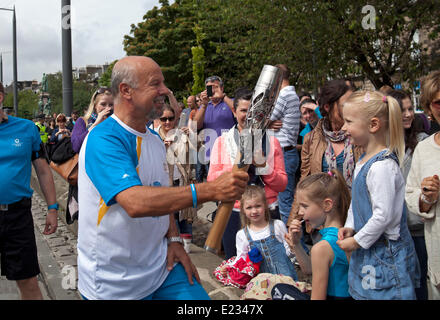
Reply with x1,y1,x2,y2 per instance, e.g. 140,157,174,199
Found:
191,24,206,95
124,0,197,99
295,0,440,89
3,90,39,119
99,60,118,88
47,72,95,115
124,0,440,95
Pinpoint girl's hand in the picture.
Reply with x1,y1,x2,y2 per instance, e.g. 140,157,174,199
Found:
96,107,112,124
220,266,228,277
338,227,354,241
286,220,303,246
421,175,440,204
336,237,360,252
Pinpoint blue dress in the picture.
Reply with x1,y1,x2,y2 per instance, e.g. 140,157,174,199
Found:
348,150,420,300
244,220,298,280
318,227,350,298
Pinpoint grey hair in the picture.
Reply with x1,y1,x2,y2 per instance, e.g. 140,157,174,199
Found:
111,62,139,97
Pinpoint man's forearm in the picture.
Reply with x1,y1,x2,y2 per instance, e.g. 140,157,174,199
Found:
224,96,234,113
194,106,207,130
33,159,57,206
166,213,179,238
116,182,215,219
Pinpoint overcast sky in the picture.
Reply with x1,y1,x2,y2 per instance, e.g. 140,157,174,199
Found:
0,0,162,85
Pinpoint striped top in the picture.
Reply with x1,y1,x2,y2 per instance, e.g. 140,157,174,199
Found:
270,86,301,148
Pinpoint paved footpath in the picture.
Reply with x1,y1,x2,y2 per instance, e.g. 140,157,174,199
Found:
0,193,80,300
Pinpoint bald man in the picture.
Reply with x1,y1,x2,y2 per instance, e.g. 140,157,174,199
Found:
77,56,249,300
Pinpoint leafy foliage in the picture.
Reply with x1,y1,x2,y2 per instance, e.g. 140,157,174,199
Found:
47,72,95,115
98,60,118,88
123,0,440,97
3,90,39,119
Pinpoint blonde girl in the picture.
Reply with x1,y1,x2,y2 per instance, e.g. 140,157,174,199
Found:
234,185,298,280
337,90,420,300
286,169,351,300
71,87,114,153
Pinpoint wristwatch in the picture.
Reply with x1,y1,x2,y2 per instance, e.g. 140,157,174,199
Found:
167,236,183,245
48,203,59,211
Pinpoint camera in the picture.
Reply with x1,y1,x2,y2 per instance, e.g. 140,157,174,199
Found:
207,85,213,97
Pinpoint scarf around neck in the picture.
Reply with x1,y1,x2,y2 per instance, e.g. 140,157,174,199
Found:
322,124,355,188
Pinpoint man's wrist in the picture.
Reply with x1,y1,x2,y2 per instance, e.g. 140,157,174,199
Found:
167,236,183,245
48,203,59,211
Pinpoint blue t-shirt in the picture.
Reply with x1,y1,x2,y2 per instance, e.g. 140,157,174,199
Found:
319,227,350,298
0,116,42,204
201,100,236,161
322,150,345,174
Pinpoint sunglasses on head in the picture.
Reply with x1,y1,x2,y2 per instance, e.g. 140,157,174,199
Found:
93,87,110,99
160,116,175,122
205,76,223,85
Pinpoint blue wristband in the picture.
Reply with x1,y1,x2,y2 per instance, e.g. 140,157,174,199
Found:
190,184,197,209
48,203,59,211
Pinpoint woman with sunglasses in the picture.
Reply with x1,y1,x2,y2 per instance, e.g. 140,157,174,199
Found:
71,88,114,153
67,88,113,225
156,105,195,247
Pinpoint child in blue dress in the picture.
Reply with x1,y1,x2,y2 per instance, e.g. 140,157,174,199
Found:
234,185,298,281
286,169,352,300
337,90,420,300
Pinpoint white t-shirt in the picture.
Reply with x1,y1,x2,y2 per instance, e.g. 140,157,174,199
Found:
345,151,405,249
235,219,292,262
77,115,171,300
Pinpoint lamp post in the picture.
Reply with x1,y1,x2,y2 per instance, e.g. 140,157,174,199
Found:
62,0,73,117
0,53,3,84
0,6,18,116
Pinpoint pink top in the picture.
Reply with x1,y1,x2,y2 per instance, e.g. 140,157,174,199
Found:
207,133,287,209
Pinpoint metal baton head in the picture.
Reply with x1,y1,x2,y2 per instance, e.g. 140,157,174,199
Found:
246,65,283,131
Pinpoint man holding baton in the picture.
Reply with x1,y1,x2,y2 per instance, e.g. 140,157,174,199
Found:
77,56,248,300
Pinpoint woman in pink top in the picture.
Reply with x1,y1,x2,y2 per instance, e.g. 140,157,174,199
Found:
208,88,288,259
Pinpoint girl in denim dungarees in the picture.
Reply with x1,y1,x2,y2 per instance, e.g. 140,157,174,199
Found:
337,91,420,300
286,169,352,300
235,186,298,281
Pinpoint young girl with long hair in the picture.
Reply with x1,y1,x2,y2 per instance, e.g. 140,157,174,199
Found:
286,169,351,300
233,185,298,280
337,90,420,300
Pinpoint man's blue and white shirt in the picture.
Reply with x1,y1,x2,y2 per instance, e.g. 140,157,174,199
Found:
77,114,171,300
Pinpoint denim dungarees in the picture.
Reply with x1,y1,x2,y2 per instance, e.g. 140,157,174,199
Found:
348,150,420,300
244,220,298,281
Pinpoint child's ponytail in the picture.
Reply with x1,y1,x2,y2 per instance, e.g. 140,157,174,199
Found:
344,90,405,165
328,169,351,224
385,95,405,165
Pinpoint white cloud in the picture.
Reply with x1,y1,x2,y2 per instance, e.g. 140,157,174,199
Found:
0,0,161,85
